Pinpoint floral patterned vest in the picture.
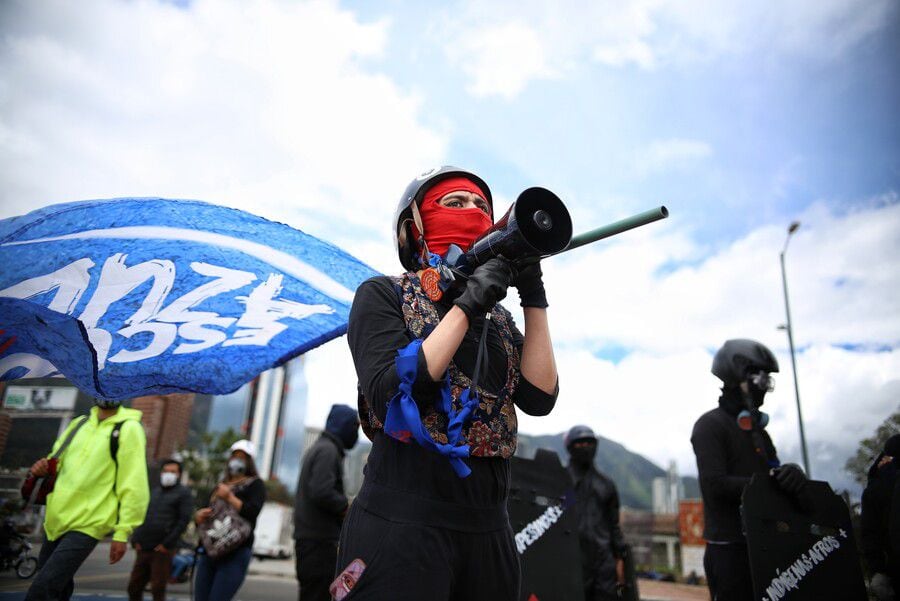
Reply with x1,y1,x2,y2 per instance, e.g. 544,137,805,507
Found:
359,272,522,458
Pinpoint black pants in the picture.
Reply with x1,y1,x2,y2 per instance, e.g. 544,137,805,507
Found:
704,542,753,601
335,504,520,601
296,539,338,601
26,531,99,601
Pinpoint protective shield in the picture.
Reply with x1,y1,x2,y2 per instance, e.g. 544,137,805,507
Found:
741,473,866,601
619,544,639,601
509,449,584,601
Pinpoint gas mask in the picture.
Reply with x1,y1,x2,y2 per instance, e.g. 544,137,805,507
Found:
737,371,774,431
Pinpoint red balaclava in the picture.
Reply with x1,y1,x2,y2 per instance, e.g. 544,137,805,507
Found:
413,176,492,258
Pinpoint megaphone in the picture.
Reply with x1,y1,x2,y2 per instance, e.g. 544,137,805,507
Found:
446,187,573,273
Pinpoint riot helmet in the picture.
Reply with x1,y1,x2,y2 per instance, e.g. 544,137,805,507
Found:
564,424,597,449
711,339,779,386
394,166,492,271
565,424,598,467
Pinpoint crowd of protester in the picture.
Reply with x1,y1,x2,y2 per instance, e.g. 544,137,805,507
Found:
13,167,897,600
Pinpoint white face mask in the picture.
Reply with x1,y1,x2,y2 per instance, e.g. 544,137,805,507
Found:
228,459,247,475
160,472,179,488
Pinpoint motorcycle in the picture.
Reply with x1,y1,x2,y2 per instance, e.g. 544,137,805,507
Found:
0,521,38,579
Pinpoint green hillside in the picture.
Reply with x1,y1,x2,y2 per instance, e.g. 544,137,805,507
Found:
516,431,698,509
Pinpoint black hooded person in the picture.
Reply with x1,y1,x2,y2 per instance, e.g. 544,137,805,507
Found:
861,433,900,600
691,338,808,601
337,166,559,601
294,404,359,601
565,425,628,601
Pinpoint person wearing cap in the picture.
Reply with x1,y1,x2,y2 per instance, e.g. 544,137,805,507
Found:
294,404,360,601
861,434,900,600
339,166,559,600
565,425,628,601
193,439,266,601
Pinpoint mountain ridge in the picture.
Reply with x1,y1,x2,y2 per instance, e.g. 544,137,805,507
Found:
516,431,699,509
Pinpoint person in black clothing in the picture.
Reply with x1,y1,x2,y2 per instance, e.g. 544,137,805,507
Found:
193,439,266,601
337,166,559,601
861,434,900,600
691,339,808,601
564,425,627,601
127,458,193,601
294,404,359,601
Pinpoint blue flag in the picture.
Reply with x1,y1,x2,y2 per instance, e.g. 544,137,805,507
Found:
0,198,379,400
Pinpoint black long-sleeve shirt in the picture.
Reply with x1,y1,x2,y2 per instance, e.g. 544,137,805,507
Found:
568,463,627,587
861,460,900,576
131,484,193,550
691,405,778,542
348,276,557,531
233,478,266,548
294,431,348,540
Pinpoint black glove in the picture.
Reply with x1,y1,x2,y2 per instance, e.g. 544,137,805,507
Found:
773,463,807,495
512,258,548,308
453,258,512,320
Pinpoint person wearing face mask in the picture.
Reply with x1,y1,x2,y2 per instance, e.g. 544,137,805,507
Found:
861,434,900,600
691,339,807,601
193,439,266,601
127,459,192,601
565,425,627,601
25,399,149,601
293,404,360,601
338,166,559,600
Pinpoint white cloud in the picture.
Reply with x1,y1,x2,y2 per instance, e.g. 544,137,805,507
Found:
634,138,712,175
545,196,900,354
436,0,895,97
660,0,896,63
444,21,557,99
507,197,900,495
0,0,442,275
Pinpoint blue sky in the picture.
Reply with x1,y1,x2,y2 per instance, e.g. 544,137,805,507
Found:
1,0,898,496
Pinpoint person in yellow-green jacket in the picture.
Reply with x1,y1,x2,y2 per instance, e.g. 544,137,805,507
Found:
25,399,150,601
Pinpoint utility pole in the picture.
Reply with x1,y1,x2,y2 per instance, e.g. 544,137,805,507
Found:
780,221,811,476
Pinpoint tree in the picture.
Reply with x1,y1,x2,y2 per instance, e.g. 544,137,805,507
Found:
845,410,900,485
265,477,293,506
179,428,243,508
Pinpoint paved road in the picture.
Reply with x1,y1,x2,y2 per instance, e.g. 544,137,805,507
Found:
0,542,296,601
1,542,711,601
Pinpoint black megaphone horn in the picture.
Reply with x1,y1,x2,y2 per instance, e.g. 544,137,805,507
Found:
447,187,573,273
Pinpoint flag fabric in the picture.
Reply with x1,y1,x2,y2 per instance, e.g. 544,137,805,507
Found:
0,198,379,400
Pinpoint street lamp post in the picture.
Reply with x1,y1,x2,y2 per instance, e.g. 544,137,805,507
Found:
780,221,811,477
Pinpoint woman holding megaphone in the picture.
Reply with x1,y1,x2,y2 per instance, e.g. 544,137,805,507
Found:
336,166,559,601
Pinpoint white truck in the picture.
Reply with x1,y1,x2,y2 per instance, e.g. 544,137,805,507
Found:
252,502,294,559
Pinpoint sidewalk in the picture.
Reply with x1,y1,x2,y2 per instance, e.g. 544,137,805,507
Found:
248,555,295,579
639,579,710,601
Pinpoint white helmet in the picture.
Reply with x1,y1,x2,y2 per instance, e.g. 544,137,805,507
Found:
228,439,256,459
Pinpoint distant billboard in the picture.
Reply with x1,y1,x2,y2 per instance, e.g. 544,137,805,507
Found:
679,499,705,579
2,385,78,411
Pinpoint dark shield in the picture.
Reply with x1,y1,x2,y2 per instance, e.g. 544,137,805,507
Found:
741,473,866,601
509,449,584,601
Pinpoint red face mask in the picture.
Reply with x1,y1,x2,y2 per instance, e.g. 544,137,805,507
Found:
415,177,492,258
